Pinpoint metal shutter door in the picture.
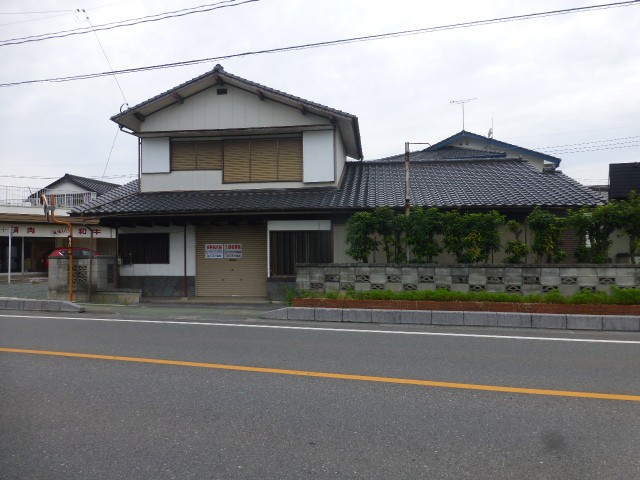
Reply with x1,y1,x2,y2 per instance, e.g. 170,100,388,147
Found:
196,224,267,297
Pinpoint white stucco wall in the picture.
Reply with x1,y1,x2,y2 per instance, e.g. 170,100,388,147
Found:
141,138,170,173
140,84,331,133
118,225,196,277
303,130,335,183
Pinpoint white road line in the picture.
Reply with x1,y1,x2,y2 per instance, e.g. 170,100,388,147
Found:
1,313,639,344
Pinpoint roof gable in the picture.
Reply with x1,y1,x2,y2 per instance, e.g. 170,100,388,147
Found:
112,65,363,159
427,130,561,166
29,174,119,199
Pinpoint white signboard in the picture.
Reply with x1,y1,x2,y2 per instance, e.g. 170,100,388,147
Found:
0,223,114,238
224,244,243,259
204,243,242,259
204,243,224,259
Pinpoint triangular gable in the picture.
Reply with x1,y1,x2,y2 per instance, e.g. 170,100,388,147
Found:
28,174,119,200
112,65,363,159
427,130,561,166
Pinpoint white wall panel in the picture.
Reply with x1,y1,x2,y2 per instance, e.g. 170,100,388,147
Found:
335,132,347,181
303,130,335,183
268,220,331,231
119,225,196,277
141,138,170,173
141,85,331,132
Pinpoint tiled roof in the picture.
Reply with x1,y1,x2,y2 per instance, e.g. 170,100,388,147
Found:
62,174,120,196
28,173,120,199
426,130,562,166
370,146,507,163
73,158,603,217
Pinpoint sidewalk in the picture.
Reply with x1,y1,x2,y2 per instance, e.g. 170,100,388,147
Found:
1,279,639,331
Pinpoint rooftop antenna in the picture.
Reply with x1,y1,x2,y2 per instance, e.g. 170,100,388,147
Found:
450,98,477,130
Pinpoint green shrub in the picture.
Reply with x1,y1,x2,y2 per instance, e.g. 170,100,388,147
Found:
297,287,640,305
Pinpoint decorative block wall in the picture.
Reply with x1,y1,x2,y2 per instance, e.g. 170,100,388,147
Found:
296,264,640,296
48,255,116,296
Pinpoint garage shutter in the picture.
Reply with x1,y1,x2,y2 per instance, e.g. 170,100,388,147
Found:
195,224,267,297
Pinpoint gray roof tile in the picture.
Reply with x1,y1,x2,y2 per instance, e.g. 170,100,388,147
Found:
73,158,603,218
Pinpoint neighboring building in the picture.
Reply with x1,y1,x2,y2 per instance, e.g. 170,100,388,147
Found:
609,162,640,200
73,65,605,300
0,174,118,275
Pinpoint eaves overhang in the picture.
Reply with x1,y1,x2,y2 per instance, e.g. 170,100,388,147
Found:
111,65,363,160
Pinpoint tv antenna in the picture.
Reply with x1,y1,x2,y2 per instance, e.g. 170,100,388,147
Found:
450,98,477,130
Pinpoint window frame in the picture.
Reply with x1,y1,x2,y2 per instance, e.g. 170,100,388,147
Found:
118,233,170,265
269,230,332,277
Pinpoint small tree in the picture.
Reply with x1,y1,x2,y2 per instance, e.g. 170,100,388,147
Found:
405,207,444,262
610,191,640,264
526,207,567,263
372,207,406,263
443,210,505,263
504,220,530,264
345,211,378,263
569,204,617,263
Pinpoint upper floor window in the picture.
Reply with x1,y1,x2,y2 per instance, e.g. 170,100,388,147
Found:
170,137,303,182
171,141,223,171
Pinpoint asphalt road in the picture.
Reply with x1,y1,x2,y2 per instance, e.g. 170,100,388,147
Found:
1,311,639,479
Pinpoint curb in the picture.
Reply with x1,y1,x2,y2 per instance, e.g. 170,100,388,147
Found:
0,297,86,313
263,307,640,332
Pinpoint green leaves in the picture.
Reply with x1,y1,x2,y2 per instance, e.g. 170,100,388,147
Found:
442,210,505,263
345,211,378,263
526,207,567,263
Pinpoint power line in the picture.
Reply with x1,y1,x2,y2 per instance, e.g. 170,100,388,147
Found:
537,135,640,150
0,9,75,15
0,13,70,27
542,142,640,155
0,0,256,46
79,9,129,104
535,135,640,154
2,0,638,87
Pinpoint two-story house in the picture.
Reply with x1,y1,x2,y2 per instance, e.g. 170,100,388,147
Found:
74,65,603,300
75,65,362,299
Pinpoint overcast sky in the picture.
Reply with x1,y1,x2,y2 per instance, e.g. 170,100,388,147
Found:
1,0,639,190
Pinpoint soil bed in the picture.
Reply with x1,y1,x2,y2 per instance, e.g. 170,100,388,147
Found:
292,298,640,316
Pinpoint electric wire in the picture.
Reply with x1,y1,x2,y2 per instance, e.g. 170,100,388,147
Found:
1,0,638,87
533,135,640,154
0,0,255,46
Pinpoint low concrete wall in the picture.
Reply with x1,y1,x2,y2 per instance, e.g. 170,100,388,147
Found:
0,296,85,313
119,276,195,297
296,264,640,296
264,307,640,332
48,255,116,300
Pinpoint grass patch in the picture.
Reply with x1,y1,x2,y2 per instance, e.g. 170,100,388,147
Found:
298,286,640,305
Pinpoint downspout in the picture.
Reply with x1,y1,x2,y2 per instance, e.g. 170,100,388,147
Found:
115,226,120,288
81,217,94,302
7,226,12,285
183,224,188,298
138,138,142,192
44,195,74,302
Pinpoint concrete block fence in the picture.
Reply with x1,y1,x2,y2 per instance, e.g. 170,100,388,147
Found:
48,255,116,299
296,264,640,296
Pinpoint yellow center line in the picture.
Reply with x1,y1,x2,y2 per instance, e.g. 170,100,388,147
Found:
2,347,639,402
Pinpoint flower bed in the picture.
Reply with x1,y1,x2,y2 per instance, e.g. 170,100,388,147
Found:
292,298,640,316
